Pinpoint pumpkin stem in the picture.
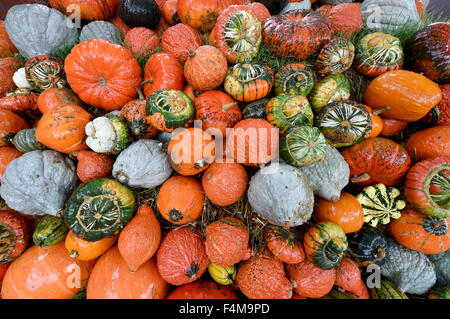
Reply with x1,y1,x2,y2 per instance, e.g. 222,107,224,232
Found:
188,49,196,58
115,171,129,184
372,106,391,116
98,77,107,87
135,86,145,100
69,250,79,258
351,173,371,183
376,247,386,261
221,102,238,113
141,78,154,85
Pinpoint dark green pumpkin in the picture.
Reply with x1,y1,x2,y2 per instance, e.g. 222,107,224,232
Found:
429,285,450,299
316,37,355,76
12,128,47,153
104,114,133,154
32,215,68,247
146,89,194,132
64,178,136,242
354,32,403,78
348,225,387,266
242,98,269,119
370,280,409,299
316,100,372,148
280,125,327,167
274,63,315,96
118,0,160,29
266,94,313,133
308,73,351,114
320,288,356,299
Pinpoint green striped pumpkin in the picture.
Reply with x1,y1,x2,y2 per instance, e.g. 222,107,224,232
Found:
12,128,47,153
105,114,133,154
308,73,351,114
32,215,69,247
348,225,387,265
370,280,409,299
316,100,371,148
321,288,356,299
274,63,315,96
316,37,355,76
242,98,269,119
266,94,313,133
25,55,67,93
280,126,327,167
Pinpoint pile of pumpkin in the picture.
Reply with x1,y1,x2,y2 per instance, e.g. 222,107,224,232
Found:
0,0,449,300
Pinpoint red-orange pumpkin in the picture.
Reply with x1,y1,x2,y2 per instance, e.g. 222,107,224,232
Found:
0,209,30,264
0,57,20,97
0,146,22,181
76,150,114,183
166,280,238,299
86,245,169,299
0,110,29,147
124,27,160,59
326,3,363,39
161,0,180,25
0,89,39,113
37,88,85,114
161,23,202,64
49,0,119,21
335,256,369,299
110,14,131,37
404,125,450,161
264,225,306,264
380,117,408,137
157,226,210,286
64,39,142,111
423,84,450,125
0,21,17,58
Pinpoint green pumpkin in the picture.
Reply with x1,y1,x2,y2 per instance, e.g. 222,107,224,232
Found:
348,224,387,266
32,215,69,247
25,55,67,92
280,126,327,167
105,114,132,154
273,63,315,96
308,73,351,113
146,89,194,132
370,280,409,299
242,98,269,119
316,37,355,76
64,178,136,242
316,100,372,148
266,94,313,133
429,285,450,299
320,288,356,299
11,128,47,153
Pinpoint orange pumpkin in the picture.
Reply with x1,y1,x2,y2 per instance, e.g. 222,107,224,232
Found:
157,175,205,225
49,0,119,21
184,45,228,92
64,39,142,111
37,88,85,114
225,118,278,166
364,70,442,122
380,117,408,137
314,192,364,234
124,27,160,59
161,0,180,25
327,3,363,39
157,226,210,285
286,259,336,298
365,105,389,138
0,110,29,147
264,225,306,264
142,52,184,98
0,21,17,58
335,256,369,299
76,150,114,183
388,208,450,255
65,230,118,261
236,248,293,299
202,162,248,206
35,104,92,154
0,57,20,97
0,146,22,181
110,14,131,37
246,2,271,24
205,216,251,267
0,262,9,281
167,127,216,176
0,89,39,113
1,242,94,299
166,280,238,299
404,125,450,161
161,23,202,64
182,84,200,102
118,205,161,272
86,245,169,299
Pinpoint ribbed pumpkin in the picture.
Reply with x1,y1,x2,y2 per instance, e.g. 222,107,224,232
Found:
1,242,94,299
36,88,85,114
118,205,161,272
64,39,142,111
124,27,160,59
273,63,315,96
65,231,118,261
389,208,449,255
157,175,205,225
423,84,450,125
225,118,277,166
167,127,216,176
0,20,17,58
35,104,92,155
195,90,241,136
0,209,30,264
142,52,184,98
341,137,411,187
286,259,336,298
0,146,22,181
264,225,305,264
236,248,293,299
205,217,251,267
86,245,169,299
405,125,450,161
49,0,119,21
166,280,238,299
161,23,202,64
315,37,355,76
0,110,29,147
405,156,450,219
326,3,363,39
202,162,248,207
76,150,113,183
184,45,228,91
364,70,442,122
24,55,67,92
0,57,21,97
0,89,39,113
157,226,210,285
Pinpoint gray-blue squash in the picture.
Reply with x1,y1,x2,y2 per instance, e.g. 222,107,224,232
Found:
428,250,450,286
79,21,123,44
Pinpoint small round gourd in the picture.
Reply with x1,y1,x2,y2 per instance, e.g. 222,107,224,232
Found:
33,215,68,247
273,63,315,96
308,73,351,114
242,98,269,119
316,37,355,76
11,128,47,153
79,21,123,44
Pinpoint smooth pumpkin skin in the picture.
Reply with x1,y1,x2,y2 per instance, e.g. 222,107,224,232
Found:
404,125,450,161
1,242,94,299
161,0,180,25
110,14,131,37
35,104,92,154
0,110,29,147
0,57,21,97
335,256,369,299
166,280,238,299
37,88,85,114
64,39,142,111
0,262,9,281
118,205,161,272
364,70,442,122
87,245,169,299
314,192,364,234
388,208,450,255
161,23,202,64
0,146,22,181
380,117,408,137
65,230,118,261
0,89,39,113
49,0,119,21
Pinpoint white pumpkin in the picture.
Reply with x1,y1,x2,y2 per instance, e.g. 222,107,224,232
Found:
12,68,32,89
